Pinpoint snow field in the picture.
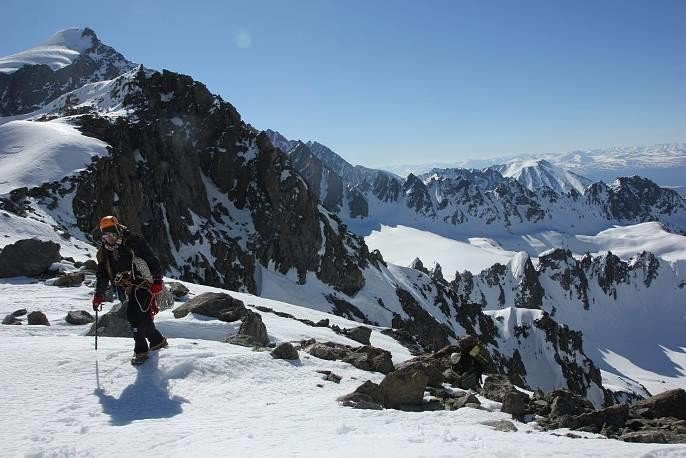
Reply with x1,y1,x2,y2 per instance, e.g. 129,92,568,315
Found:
1,278,685,456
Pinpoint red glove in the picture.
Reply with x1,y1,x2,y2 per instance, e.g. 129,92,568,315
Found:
150,277,164,295
92,293,104,311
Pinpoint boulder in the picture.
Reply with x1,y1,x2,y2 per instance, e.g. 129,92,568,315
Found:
620,431,668,444
305,342,351,361
501,390,530,419
0,239,61,278
338,381,384,410
270,342,299,360
10,309,28,317
481,375,516,402
27,311,50,326
314,318,329,327
166,281,190,298
172,292,246,321
529,399,551,416
86,302,131,337
454,372,481,392
632,389,686,421
344,326,372,345
445,393,480,411
573,404,629,430
227,310,268,347
378,361,429,409
65,310,95,325
239,310,269,345
397,357,445,386
342,345,395,374
2,314,21,325
548,390,594,418
51,272,85,287
226,334,265,348
80,259,98,272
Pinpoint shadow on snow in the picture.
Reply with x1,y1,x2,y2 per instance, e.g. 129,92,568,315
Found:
94,354,187,426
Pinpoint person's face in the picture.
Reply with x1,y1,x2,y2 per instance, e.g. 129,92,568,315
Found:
101,232,119,246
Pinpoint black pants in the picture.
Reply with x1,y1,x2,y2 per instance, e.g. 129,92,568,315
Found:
126,287,164,354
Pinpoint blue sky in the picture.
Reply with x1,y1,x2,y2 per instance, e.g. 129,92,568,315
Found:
1,0,684,167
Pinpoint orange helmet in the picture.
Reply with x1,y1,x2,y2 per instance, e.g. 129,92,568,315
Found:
99,215,121,233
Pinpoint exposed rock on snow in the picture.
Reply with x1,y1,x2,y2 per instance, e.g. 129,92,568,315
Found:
378,361,429,409
226,310,269,347
86,302,131,337
343,325,372,345
27,311,50,326
270,342,299,360
0,239,61,278
50,271,85,287
65,310,94,325
172,292,246,321
166,281,189,298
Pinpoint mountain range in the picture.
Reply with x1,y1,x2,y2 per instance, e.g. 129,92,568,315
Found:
1,28,685,415
382,143,686,195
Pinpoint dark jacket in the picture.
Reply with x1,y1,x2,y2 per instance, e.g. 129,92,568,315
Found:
95,229,162,295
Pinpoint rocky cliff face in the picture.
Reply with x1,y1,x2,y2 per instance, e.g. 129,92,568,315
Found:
4,67,369,297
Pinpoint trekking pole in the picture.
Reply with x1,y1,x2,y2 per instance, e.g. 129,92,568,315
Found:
95,309,99,351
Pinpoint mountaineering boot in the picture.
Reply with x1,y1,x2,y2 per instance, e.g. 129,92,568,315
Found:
150,337,168,351
131,352,149,366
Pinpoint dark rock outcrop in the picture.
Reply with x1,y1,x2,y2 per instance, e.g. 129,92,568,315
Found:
337,380,384,410
51,272,85,287
270,342,299,360
378,361,429,409
226,310,268,347
86,302,131,337
0,239,61,278
166,282,190,298
631,389,686,421
342,346,394,374
501,390,530,419
172,292,246,321
27,311,50,326
481,375,518,403
65,310,95,325
344,326,372,345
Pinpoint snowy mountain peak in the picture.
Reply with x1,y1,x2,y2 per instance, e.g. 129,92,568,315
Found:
490,158,593,194
41,27,97,53
0,28,137,116
0,27,100,74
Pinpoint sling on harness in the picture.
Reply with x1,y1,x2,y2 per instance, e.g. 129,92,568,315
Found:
112,270,160,319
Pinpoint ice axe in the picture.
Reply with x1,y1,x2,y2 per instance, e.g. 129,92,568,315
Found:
94,304,102,350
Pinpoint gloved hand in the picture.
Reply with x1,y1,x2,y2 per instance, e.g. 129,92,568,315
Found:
150,276,164,295
92,293,105,311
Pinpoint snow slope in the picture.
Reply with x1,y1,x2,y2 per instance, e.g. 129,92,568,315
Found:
2,279,684,456
365,224,517,275
362,222,686,281
0,119,110,195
